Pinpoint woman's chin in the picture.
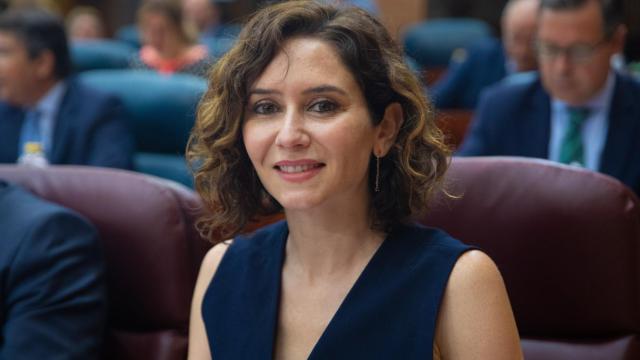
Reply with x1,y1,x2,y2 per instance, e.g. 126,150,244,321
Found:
274,192,324,211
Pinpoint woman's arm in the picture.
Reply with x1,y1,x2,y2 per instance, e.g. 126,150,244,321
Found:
434,250,523,359
187,242,230,360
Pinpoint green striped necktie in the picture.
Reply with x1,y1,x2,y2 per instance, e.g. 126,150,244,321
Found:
559,107,590,167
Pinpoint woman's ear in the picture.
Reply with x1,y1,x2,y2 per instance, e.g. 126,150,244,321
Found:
374,102,404,156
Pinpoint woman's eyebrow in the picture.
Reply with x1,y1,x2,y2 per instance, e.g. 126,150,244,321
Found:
249,88,281,95
303,85,348,96
248,85,348,96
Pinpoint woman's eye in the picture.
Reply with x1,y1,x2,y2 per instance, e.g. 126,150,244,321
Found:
253,102,279,115
308,100,337,113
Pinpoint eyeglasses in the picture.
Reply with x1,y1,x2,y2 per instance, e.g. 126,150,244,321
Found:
535,39,609,63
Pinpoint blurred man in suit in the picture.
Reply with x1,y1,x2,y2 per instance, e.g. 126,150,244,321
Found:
0,8,134,168
0,180,106,358
459,0,640,194
430,0,539,109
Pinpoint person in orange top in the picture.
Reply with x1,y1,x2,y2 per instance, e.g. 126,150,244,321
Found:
130,0,213,77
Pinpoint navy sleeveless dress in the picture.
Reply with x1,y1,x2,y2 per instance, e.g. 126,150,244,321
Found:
202,221,473,359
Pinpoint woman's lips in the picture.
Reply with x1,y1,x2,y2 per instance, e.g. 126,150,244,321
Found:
274,160,324,182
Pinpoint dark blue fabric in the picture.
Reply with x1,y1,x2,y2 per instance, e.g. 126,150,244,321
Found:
202,221,472,359
457,72,640,195
0,78,135,169
0,181,106,359
429,37,507,110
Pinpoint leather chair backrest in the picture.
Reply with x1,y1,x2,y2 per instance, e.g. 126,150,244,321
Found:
0,165,209,360
115,25,141,49
71,40,136,72
79,70,206,154
403,18,491,68
422,157,640,359
79,70,207,187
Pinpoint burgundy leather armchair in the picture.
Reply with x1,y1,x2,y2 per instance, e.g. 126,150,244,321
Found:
4,156,638,359
0,165,209,360
422,157,640,359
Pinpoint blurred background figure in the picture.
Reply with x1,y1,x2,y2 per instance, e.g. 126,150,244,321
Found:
0,8,134,169
0,180,106,359
182,0,224,40
130,0,213,77
181,0,239,58
458,0,640,195
429,0,539,110
66,6,105,41
501,0,538,72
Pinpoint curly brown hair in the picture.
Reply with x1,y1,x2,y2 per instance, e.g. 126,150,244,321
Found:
187,0,450,242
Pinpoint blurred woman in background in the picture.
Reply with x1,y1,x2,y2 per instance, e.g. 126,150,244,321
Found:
130,0,212,77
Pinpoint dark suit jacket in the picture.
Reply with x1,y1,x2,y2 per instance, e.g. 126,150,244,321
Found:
0,78,134,169
458,72,640,194
429,37,507,109
0,180,106,359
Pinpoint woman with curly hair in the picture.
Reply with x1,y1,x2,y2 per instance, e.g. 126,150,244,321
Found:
187,1,522,359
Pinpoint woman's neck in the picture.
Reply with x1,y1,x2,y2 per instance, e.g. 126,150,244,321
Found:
284,196,385,282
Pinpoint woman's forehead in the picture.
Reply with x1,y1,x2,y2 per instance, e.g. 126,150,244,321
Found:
250,37,357,91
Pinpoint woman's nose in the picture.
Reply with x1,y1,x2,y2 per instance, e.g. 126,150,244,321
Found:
274,109,310,149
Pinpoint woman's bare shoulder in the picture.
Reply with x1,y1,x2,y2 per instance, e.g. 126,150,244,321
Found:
199,240,233,284
435,250,523,359
449,250,503,292
188,240,233,360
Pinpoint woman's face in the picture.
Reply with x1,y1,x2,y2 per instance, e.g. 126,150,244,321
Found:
242,37,382,211
140,12,179,51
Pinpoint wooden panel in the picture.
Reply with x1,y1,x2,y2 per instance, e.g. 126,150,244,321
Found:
423,67,447,86
435,109,474,149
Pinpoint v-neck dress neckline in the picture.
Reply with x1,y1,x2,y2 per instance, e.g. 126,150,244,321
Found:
202,220,473,360
266,223,392,359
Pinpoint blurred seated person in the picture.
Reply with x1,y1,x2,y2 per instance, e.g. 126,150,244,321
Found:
66,6,105,41
458,0,640,194
0,8,134,169
182,0,238,41
430,0,539,109
130,0,213,77
187,2,522,359
0,180,106,358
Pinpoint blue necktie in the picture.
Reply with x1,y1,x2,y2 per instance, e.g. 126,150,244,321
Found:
18,110,42,157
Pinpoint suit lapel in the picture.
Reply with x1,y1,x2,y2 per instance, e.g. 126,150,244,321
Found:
521,81,551,158
49,82,76,164
599,75,639,179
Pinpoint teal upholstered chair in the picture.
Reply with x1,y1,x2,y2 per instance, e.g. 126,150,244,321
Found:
79,70,207,187
71,40,136,72
199,23,242,59
115,24,141,49
404,18,492,69
201,36,236,59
